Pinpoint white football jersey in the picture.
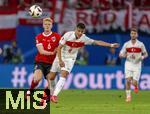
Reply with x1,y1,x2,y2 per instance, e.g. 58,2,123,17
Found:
120,40,147,71
58,31,94,59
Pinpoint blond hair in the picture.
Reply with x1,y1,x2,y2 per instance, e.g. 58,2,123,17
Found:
43,17,53,23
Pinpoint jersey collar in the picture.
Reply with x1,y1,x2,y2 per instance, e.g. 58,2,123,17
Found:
130,39,138,45
42,32,52,37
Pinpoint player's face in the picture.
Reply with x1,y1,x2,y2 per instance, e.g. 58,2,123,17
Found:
130,31,138,40
43,21,52,32
75,28,85,38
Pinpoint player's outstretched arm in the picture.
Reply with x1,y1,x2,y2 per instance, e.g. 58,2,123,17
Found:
93,40,119,48
37,45,56,55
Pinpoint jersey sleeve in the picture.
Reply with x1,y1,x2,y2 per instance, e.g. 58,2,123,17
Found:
83,35,94,45
35,35,42,46
119,43,127,55
57,34,61,41
59,32,70,45
141,43,147,54
55,33,61,44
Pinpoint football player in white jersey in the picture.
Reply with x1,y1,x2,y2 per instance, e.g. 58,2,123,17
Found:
119,28,148,102
49,23,119,103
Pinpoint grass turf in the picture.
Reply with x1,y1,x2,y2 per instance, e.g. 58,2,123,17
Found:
50,90,150,114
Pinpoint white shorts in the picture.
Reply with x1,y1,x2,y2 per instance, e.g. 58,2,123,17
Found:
50,57,75,73
125,69,141,81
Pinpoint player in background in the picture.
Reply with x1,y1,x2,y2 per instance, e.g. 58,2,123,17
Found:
26,17,61,100
49,23,119,103
0,48,2,55
119,28,148,102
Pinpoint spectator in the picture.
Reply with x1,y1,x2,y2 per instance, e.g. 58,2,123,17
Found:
42,0,51,8
11,41,24,64
0,47,2,63
7,0,18,8
17,0,30,10
125,0,134,7
133,0,141,7
76,0,92,9
0,47,2,55
100,0,113,9
68,0,77,9
76,47,89,65
113,0,125,9
2,41,24,64
104,47,120,66
2,44,13,64
143,0,150,7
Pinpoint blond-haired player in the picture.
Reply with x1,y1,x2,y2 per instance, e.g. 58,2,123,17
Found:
26,18,61,101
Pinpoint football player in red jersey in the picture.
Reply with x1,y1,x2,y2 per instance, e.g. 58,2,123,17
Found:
26,17,61,101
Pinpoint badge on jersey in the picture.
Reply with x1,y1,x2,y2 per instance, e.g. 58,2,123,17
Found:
72,43,77,47
51,37,56,42
43,39,46,41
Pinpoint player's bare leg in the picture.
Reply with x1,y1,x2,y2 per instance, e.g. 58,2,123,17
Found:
125,77,132,102
30,69,43,90
51,70,68,103
26,70,43,98
40,72,57,104
132,79,138,93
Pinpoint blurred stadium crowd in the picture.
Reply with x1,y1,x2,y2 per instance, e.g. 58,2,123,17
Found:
0,0,150,9
0,0,150,66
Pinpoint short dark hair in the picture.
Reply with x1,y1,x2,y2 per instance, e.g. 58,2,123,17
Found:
131,27,138,32
76,23,86,29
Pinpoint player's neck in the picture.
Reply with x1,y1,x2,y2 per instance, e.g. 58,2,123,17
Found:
43,31,52,36
75,34,79,39
131,39,137,44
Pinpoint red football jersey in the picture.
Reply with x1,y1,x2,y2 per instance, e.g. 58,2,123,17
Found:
35,32,61,64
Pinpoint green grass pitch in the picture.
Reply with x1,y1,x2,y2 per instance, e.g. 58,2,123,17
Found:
50,90,150,114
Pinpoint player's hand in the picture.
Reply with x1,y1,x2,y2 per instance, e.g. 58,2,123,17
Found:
119,53,127,58
54,48,58,53
134,56,144,63
141,56,145,60
49,52,55,55
59,60,65,67
137,56,145,62
110,43,120,48
50,49,58,55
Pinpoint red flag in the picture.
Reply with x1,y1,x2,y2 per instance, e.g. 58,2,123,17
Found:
0,9,17,41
